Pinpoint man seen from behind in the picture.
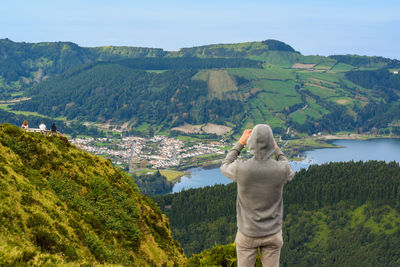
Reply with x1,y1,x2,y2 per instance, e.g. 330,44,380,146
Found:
220,124,295,267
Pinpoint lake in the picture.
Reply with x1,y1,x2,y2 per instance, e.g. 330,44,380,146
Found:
172,138,400,193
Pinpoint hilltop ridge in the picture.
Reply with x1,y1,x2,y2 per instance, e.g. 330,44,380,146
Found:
1,38,400,137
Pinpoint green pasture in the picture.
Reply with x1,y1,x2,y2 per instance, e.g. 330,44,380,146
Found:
252,79,298,95
328,96,355,105
254,92,302,112
302,106,323,119
298,55,337,65
250,107,265,125
258,51,299,66
303,85,338,98
331,63,356,72
228,65,294,81
0,103,50,118
299,71,341,84
135,122,150,132
263,112,285,129
289,110,307,125
192,70,209,81
160,170,185,182
306,97,329,115
208,70,237,99
249,98,285,128
146,70,167,74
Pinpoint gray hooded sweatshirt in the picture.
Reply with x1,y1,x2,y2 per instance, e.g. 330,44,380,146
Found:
220,124,295,237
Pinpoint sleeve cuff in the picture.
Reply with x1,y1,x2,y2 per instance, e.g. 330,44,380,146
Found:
275,147,284,159
233,142,244,153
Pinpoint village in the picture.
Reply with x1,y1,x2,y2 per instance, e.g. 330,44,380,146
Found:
69,135,227,171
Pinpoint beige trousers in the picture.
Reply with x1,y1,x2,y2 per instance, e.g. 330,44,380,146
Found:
235,230,283,267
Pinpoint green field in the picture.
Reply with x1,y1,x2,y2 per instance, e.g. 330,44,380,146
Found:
289,110,307,124
159,170,185,182
254,91,302,112
252,79,298,95
228,66,294,80
208,70,237,99
303,85,338,98
331,62,356,72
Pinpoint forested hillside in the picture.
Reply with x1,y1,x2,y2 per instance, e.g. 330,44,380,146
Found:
2,38,400,135
0,38,165,98
0,124,185,266
154,161,400,266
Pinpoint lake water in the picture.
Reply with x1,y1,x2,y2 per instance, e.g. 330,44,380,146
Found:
172,138,400,193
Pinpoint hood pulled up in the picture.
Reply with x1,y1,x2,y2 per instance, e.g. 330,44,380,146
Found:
247,124,275,160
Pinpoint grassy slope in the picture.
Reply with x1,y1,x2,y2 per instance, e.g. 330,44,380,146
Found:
0,124,185,266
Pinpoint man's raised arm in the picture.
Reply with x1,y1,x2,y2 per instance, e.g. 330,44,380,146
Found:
274,140,295,182
220,129,252,182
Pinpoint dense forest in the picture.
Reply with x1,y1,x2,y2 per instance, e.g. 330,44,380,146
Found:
154,161,400,266
13,64,245,126
133,171,173,195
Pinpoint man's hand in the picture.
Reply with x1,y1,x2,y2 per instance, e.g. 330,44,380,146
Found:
274,139,279,150
239,129,252,146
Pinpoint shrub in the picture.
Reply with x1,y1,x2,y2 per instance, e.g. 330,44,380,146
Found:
26,213,49,228
85,232,105,262
54,222,69,238
59,243,79,261
33,228,59,252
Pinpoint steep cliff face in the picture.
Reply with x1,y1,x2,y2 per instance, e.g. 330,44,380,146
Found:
0,124,185,266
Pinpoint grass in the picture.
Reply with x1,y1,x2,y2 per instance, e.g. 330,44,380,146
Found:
331,63,356,72
0,124,186,265
256,92,302,112
176,135,203,142
299,55,337,65
249,99,285,128
302,107,323,119
303,85,338,98
11,92,24,97
159,170,186,182
263,112,285,129
250,107,265,125
208,70,237,99
135,123,150,132
349,204,400,235
289,110,307,124
146,70,167,74
192,70,209,81
0,104,50,118
252,79,298,95
298,71,341,84
228,66,294,80
306,97,329,115
263,50,299,66
328,97,354,105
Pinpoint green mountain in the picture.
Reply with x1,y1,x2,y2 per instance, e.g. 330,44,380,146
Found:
2,38,400,135
154,161,400,266
0,123,185,266
0,38,165,98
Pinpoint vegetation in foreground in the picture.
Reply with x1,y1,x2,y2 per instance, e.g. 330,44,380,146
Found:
154,161,400,266
0,124,185,266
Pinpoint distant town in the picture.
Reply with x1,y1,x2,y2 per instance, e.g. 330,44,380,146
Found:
69,135,227,171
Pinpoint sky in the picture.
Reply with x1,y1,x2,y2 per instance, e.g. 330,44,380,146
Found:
1,0,399,59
